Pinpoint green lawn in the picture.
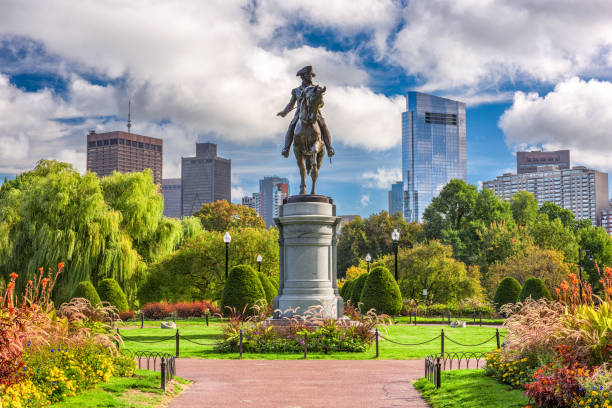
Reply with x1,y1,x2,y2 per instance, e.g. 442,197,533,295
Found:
414,369,529,408
119,322,505,360
50,369,189,408
393,316,505,325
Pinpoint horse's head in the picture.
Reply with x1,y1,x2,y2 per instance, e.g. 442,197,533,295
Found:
299,85,326,124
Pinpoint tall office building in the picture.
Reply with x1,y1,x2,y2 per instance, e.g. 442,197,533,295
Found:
517,150,570,174
241,192,262,217
402,92,466,222
162,178,181,218
388,181,404,216
181,142,231,217
483,164,609,225
259,176,289,226
86,130,163,184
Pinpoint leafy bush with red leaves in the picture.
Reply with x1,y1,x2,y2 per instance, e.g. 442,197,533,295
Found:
140,300,220,319
141,301,172,319
118,310,135,321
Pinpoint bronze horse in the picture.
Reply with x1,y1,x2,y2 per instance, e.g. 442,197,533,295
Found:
293,85,326,195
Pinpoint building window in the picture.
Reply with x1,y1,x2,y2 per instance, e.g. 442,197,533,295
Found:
110,138,117,145
88,141,96,148
103,139,109,146
139,142,144,148
145,143,150,149
126,140,131,146
119,139,124,145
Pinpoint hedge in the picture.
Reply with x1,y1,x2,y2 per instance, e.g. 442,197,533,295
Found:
258,273,277,306
72,281,101,306
97,278,129,312
349,273,369,306
518,277,552,302
493,277,522,308
359,266,402,315
221,264,266,316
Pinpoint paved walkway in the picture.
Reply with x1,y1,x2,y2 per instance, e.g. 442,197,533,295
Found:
168,359,430,408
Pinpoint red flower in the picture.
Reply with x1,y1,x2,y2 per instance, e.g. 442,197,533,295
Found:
560,281,569,291
41,278,49,287
606,266,612,277
9,272,18,280
58,262,65,270
38,267,43,272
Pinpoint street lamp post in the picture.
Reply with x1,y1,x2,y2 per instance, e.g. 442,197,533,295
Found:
257,254,262,273
392,228,400,281
365,253,372,273
422,288,428,305
223,232,231,279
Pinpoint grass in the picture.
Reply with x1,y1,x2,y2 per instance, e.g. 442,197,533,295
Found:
119,321,506,360
393,316,505,325
414,369,529,408
50,369,190,408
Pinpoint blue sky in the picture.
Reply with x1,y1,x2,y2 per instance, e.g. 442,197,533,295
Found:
1,1,612,216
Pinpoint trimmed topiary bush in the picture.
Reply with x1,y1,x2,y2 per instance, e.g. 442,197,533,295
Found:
350,273,369,307
340,279,354,301
221,264,266,316
72,281,102,306
259,273,276,306
359,266,402,315
97,278,129,311
493,277,522,308
518,277,552,302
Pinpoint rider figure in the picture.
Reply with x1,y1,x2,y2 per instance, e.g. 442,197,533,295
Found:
277,66,334,158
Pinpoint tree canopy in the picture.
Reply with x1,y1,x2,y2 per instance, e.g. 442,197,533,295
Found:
193,200,265,231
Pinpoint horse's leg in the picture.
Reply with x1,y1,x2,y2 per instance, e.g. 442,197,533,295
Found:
295,150,307,195
310,144,325,195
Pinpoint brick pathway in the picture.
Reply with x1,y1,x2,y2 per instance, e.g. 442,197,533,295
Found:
168,359,430,408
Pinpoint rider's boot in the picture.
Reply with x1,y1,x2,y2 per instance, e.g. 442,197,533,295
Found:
319,117,334,157
281,131,293,158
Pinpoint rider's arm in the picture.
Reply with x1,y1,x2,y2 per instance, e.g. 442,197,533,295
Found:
277,89,297,117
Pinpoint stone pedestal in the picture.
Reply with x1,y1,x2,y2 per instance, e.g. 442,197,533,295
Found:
273,195,343,319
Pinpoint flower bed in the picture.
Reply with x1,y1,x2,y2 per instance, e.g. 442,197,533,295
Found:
0,266,137,407
216,305,384,354
140,300,220,319
485,265,612,408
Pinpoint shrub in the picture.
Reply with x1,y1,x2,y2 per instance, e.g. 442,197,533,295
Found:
518,277,552,302
173,300,219,318
493,277,522,309
350,273,369,306
118,310,135,321
141,301,172,319
97,278,129,311
340,279,354,301
359,266,402,315
71,281,102,306
259,273,277,306
221,264,266,316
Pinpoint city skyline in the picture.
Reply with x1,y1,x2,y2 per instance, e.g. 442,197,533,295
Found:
1,2,612,218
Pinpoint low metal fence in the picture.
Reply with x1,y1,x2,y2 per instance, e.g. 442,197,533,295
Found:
122,350,176,392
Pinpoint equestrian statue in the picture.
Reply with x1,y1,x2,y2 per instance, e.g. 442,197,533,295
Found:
277,66,334,195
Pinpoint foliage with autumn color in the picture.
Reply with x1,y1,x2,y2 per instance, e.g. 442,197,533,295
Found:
193,200,265,231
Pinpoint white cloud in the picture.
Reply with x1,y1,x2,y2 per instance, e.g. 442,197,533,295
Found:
499,77,612,172
231,186,246,202
361,167,402,189
360,194,370,207
392,0,612,93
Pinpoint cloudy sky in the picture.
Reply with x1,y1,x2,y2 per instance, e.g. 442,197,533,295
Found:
1,0,612,217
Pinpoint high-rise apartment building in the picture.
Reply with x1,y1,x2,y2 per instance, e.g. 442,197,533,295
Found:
601,208,612,235
86,130,163,184
259,176,289,226
241,192,262,217
402,92,466,222
517,150,570,174
162,178,181,219
483,166,609,225
388,181,404,216
181,142,231,217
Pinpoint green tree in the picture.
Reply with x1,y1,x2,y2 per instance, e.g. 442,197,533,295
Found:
518,277,552,301
493,277,522,309
221,264,266,316
258,272,276,306
386,241,482,304
360,266,402,315
423,179,478,239
485,247,570,296
0,160,144,303
577,226,612,291
539,202,576,228
530,214,577,261
139,227,279,303
193,200,265,231
97,278,129,311
350,273,369,307
509,191,539,226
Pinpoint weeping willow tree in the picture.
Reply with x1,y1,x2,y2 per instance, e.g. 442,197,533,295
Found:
0,161,184,305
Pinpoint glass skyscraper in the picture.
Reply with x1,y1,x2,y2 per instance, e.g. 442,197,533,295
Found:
402,92,466,222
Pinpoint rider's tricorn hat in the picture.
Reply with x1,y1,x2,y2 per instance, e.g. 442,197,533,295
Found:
296,66,315,77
